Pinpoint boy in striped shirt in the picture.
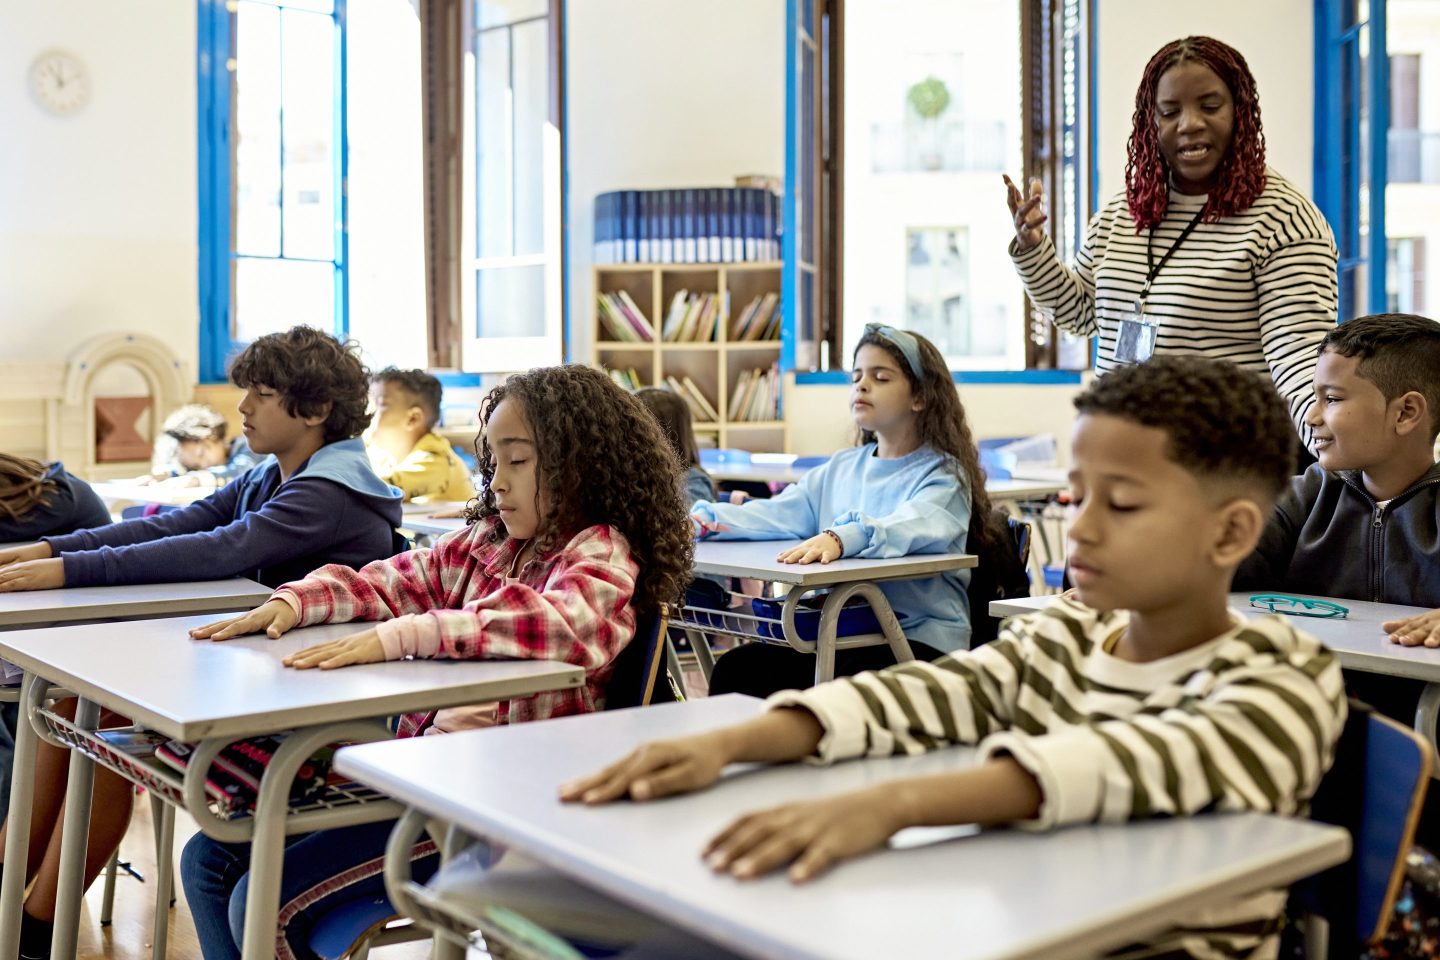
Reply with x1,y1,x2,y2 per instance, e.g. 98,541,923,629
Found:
565,356,1346,960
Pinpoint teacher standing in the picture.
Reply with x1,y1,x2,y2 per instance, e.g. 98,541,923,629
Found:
1006,35,1337,439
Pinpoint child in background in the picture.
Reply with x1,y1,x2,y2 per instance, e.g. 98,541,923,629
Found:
146,403,257,485
635,387,718,506
0,326,404,958
692,323,991,694
180,364,693,960
365,367,475,503
563,356,1345,960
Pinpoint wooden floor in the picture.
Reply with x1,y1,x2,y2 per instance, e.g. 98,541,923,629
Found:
75,800,430,960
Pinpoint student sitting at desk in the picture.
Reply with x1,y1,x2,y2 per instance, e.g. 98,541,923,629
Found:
565,357,1345,960
0,454,109,543
145,402,258,486
181,364,692,960
690,324,992,694
364,366,475,503
0,328,403,959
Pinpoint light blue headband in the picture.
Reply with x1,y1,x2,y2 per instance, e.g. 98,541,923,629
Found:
861,323,925,381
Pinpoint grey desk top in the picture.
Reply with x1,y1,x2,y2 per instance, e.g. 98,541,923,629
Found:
402,516,468,538
0,579,274,629
692,540,976,586
990,593,1440,683
335,695,1349,960
91,480,213,507
0,615,584,741
985,478,1067,500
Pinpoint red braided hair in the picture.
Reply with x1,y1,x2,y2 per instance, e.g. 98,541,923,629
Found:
1124,36,1267,231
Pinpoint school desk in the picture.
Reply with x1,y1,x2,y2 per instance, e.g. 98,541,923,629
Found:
91,480,214,508
402,515,468,539
685,541,977,683
0,578,273,629
0,616,583,960
334,695,1350,960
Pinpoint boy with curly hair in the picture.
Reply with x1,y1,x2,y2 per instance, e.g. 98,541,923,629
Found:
365,367,474,503
563,356,1346,960
0,325,403,591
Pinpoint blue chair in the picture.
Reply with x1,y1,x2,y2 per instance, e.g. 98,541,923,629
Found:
1293,700,1433,957
308,604,675,960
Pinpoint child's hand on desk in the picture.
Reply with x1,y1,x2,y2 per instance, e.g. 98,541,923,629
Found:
282,628,385,669
558,733,730,804
1385,608,1440,647
776,531,843,564
0,558,65,592
190,599,298,641
0,542,53,567
704,786,902,883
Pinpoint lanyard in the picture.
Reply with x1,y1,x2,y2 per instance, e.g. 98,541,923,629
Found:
1140,207,1207,306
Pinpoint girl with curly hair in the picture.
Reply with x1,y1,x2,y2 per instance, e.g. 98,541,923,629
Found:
1005,35,1337,446
695,324,988,697
181,364,693,960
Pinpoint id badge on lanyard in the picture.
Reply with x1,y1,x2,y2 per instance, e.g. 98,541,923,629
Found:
1115,298,1158,365
1114,207,1206,366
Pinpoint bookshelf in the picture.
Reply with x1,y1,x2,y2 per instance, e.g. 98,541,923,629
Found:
593,263,789,454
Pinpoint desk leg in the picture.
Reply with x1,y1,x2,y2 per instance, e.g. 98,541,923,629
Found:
150,797,175,960
812,582,912,686
683,628,717,682
0,674,44,960
51,697,100,960
1416,683,1440,776
433,826,466,960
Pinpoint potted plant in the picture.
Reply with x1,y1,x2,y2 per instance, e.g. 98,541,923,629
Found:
906,75,951,171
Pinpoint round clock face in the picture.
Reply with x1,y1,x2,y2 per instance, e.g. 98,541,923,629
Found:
30,50,90,115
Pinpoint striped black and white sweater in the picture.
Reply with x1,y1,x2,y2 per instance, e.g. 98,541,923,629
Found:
1011,170,1338,437
770,598,1346,960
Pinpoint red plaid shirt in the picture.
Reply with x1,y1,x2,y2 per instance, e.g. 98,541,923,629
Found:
271,516,638,732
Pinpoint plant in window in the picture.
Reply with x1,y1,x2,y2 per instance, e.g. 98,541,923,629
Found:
906,75,951,170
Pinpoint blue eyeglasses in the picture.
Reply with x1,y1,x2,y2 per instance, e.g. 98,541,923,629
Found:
1248,594,1349,619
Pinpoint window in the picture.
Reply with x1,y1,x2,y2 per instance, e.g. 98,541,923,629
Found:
1316,0,1440,320
198,0,347,383
783,0,1093,375
459,0,566,372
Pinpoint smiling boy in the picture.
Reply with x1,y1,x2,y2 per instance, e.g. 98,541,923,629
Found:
562,356,1346,960
1235,313,1440,642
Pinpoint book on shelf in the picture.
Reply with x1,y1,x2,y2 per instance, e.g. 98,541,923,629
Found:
608,368,644,392
729,292,781,342
660,290,722,343
593,187,780,265
664,375,718,423
728,363,780,422
596,292,655,342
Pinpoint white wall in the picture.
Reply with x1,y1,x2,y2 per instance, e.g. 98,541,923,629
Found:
1095,0,1314,200
564,0,787,362
0,1,199,374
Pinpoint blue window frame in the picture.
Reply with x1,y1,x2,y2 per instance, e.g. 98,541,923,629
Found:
197,0,349,383
1314,0,1388,320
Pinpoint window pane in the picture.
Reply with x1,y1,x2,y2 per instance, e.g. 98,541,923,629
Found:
475,28,513,259
476,264,545,338
280,8,336,261
510,20,548,257
842,0,1023,368
234,257,336,343
234,2,283,257
476,0,547,30
1384,1,1437,316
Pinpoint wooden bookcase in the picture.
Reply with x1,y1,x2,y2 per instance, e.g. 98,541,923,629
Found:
592,263,789,454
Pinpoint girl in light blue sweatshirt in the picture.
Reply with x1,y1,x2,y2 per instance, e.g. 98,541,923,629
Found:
693,324,993,693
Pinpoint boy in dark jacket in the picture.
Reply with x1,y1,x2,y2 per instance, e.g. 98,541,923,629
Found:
0,326,402,592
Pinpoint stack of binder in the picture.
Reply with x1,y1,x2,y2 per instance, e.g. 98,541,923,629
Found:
594,187,781,264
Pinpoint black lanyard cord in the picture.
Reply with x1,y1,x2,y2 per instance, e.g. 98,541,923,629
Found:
1141,207,1208,303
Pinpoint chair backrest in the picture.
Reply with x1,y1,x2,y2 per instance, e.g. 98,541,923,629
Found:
965,510,1033,648
603,603,672,710
1293,700,1433,948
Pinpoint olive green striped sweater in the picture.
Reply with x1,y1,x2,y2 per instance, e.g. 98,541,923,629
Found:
770,598,1346,959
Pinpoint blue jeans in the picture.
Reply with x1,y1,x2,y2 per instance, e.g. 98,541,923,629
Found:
0,699,17,823
180,819,439,960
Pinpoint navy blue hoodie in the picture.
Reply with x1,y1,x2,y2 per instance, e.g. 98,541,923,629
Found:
0,462,110,542
44,438,403,588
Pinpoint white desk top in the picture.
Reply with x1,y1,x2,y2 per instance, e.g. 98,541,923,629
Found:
985,477,1067,500
990,593,1440,683
402,516,468,538
0,579,274,629
335,695,1349,960
1005,465,1070,484
709,462,812,485
91,480,214,507
692,540,976,586
0,615,584,741
401,500,469,516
